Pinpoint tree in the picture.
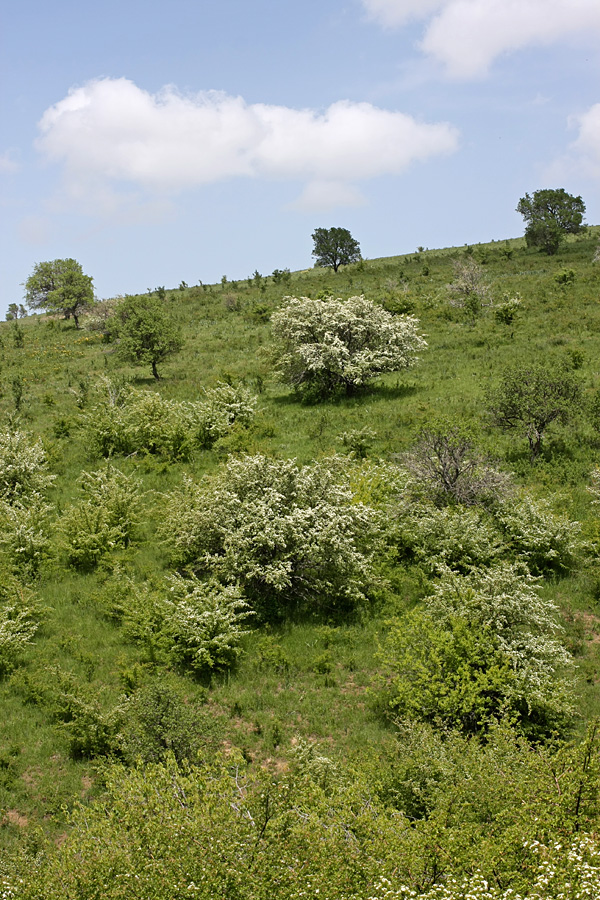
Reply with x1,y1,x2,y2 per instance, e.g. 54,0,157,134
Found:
488,362,580,460
24,258,94,327
271,295,426,397
110,294,183,379
516,189,586,255
311,227,361,272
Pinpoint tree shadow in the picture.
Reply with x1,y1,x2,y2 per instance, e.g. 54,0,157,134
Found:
270,380,421,408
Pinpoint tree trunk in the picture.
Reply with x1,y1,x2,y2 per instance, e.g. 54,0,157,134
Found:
152,360,160,380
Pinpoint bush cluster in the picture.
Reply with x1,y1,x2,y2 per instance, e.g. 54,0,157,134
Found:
85,378,257,459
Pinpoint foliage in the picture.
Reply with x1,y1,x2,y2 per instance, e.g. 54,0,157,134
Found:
517,189,586,255
493,494,581,576
109,294,184,378
163,575,252,675
0,498,53,574
24,258,94,327
0,429,55,504
271,295,426,397
60,464,142,570
488,362,581,460
0,573,40,674
447,257,490,317
85,377,257,459
378,563,573,736
160,454,381,620
311,226,361,272
395,499,503,575
117,681,219,765
494,294,522,326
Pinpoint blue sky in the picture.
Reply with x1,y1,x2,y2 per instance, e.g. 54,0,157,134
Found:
2,0,600,312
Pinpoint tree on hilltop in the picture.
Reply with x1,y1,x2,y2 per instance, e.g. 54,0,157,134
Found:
311,227,361,272
24,258,94,327
516,189,586,255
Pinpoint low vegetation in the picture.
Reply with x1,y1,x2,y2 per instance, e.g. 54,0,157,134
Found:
4,226,600,898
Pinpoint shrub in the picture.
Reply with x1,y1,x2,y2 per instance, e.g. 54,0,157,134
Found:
493,494,581,575
394,499,503,575
160,454,381,620
0,580,40,674
403,423,511,507
378,564,573,737
271,295,426,397
0,428,55,503
60,464,142,570
163,575,252,675
0,497,53,574
85,378,257,459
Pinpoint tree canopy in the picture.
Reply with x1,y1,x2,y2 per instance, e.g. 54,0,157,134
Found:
24,258,94,327
311,227,361,272
110,294,184,379
516,189,586,255
487,362,580,460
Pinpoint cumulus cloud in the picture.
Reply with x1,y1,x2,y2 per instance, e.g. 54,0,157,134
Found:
568,103,600,177
35,78,459,211
363,0,600,79
548,103,600,180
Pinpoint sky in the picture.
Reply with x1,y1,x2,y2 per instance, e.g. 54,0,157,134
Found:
2,0,600,313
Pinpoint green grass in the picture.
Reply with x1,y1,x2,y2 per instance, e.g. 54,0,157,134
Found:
2,229,600,853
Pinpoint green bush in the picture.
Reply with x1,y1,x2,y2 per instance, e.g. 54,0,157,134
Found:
85,378,257,459
60,464,142,571
378,564,573,737
0,574,40,674
164,575,252,675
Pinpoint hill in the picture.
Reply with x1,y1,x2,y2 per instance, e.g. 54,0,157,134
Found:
3,229,600,897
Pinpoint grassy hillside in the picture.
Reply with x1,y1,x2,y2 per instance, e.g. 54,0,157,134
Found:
3,228,600,888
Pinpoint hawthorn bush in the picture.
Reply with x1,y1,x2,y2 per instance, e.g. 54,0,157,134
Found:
60,465,142,571
378,564,573,737
160,454,382,620
271,295,426,397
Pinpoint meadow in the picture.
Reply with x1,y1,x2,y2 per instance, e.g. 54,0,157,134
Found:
3,229,600,897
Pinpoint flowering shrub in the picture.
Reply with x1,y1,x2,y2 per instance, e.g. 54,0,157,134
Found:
395,500,503,575
369,836,600,899
0,572,40,673
271,295,426,396
493,494,581,575
160,454,381,619
0,429,55,503
378,564,573,736
163,575,252,674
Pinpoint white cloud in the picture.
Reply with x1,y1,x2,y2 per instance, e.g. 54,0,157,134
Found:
36,78,459,210
290,180,367,212
363,0,600,78
362,0,445,28
569,104,600,178
549,103,600,180
0,151,19,174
